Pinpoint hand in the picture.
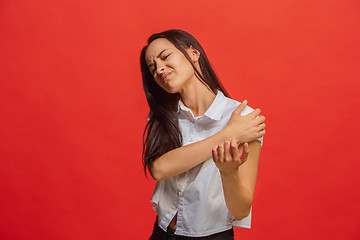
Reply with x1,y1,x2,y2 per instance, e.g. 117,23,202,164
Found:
223,100,266,143
212,139,249,176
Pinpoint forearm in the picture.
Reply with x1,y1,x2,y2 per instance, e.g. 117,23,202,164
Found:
150,129,230,181
220,172,253,220
216,140,261,220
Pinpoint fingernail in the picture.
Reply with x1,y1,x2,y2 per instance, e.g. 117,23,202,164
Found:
242,99,247,104
245,143,248,149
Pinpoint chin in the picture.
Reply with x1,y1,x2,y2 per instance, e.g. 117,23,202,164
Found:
162,84,180,94
165,89,178,94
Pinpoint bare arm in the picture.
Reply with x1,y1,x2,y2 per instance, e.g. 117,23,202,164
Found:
212,139,261,220
149,101,265,181
150,129,229,181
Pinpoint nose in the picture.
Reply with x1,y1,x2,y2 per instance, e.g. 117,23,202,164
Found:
155,63,165,75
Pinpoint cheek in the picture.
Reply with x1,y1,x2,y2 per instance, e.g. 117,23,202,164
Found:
175,58,194,75
182,63,195,77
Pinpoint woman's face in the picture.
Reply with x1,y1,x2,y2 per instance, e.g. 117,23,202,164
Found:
145,38,199,94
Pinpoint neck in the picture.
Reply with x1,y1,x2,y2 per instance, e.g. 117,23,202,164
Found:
179,78,216,117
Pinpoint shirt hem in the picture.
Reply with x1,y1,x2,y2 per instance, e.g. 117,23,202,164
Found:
175,225,233,237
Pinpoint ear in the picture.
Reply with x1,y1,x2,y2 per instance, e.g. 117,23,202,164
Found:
186,45,200,62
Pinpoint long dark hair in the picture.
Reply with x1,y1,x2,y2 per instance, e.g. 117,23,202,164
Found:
140,29,229,176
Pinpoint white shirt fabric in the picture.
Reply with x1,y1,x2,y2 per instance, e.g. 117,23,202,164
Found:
150,91,263,237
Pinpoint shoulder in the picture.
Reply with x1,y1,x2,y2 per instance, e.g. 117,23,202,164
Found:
223,96,256,116
224,96,264,147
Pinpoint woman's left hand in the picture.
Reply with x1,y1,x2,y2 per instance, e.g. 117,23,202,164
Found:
212,139,249,176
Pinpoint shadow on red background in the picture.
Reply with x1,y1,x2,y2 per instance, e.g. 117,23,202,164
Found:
0,0,359,239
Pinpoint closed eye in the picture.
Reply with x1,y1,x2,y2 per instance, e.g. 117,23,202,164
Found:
150,54,171,74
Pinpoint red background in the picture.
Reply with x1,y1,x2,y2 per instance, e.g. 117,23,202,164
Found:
1,0,359,239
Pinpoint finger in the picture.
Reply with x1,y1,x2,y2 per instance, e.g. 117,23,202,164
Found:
255,115,266,124
233,100,247,114
240,143,249,164
248,108,261,118
212,146,219,162
258,129,266,137
224,141,231,161
218,144,225,162
230,139,240,161
258,123,266,131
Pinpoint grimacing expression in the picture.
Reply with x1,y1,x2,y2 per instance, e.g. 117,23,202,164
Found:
145,38,200,94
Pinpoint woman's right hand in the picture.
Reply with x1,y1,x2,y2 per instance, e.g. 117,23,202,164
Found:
223,100,266,143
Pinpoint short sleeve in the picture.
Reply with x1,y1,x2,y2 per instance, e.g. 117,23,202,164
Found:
240,105,264,147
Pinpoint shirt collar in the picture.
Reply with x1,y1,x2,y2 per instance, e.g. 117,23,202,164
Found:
177,90,226,121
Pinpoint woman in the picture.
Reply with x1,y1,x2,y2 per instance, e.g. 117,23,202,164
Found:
140,29,266,239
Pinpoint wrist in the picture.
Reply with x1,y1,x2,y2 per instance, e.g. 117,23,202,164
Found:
223,126,247,143
220,168,240,180
220,127,237,142
216,128,230,143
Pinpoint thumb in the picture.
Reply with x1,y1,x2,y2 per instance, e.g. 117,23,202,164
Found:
233,100,247,114
240,142,249,164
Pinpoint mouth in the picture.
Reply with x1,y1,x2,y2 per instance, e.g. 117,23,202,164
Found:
162,72,172,82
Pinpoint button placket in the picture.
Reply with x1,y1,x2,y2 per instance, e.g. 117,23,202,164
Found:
189,118,198,143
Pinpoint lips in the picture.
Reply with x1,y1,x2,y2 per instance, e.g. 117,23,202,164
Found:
161,72,172,82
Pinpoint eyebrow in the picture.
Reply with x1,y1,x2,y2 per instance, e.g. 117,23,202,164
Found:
148,49,168,69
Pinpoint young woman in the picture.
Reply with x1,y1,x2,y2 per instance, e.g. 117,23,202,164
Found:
140,29,266,239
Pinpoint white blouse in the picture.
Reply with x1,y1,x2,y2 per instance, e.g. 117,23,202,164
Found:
150,91,263,237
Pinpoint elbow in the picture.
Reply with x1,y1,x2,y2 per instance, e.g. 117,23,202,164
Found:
232,196,253,221
150,171,165,182
233,207,251,221
233,189,254,220
149,161,165,182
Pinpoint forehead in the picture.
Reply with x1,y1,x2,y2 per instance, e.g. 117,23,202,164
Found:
145,38,176,63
